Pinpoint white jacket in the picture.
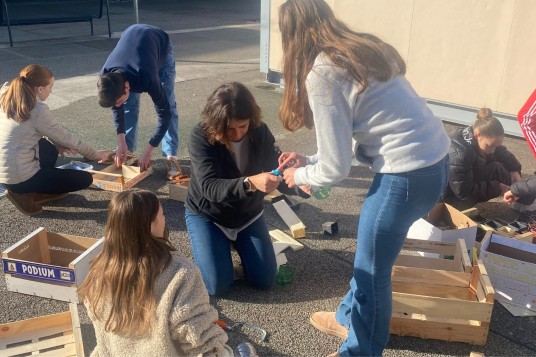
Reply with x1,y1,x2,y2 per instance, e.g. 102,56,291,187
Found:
0,98,99,184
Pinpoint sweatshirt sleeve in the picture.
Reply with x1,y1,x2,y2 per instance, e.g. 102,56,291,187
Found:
168,263,233,357
146,70,172,148
293,64,355,187
33,103,100,160
511,176,536,204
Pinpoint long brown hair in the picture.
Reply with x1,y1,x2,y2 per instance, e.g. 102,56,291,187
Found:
278,0,406,131
0,64,53,122
201,82,262,151
79,189,175,336
473,107,504,137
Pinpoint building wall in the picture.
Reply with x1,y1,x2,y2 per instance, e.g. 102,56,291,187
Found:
268,0,536,116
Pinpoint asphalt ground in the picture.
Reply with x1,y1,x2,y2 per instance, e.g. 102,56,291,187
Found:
1,1,535,356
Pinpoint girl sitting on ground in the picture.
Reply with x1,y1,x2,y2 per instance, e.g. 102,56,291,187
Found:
0,64,109,216
79,189,233,357
444,107,522,210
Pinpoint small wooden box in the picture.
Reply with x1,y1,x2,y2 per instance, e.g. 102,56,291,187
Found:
0,304,83,357
2,228,104,303
390,238,495,345
91,164,152,192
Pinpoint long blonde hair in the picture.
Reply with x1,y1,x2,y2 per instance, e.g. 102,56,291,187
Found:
0,64,53,122
278,0,405,131
79,190,175,336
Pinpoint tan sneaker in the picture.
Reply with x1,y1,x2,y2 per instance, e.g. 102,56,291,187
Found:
6,191,43,216
33,192,69,205
310,311,348,340
166,156,182,180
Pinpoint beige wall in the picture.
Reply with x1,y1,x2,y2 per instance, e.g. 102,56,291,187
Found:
269,0,536,116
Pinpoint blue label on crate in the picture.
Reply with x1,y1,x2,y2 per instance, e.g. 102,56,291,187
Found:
3,260,75,284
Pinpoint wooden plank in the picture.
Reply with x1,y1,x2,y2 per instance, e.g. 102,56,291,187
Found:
390,313,488,345
392,266,471,288
276,252,287,267
4,334,74,356
456,239,472,273
168,183,188,202
0,311,71,340
392,292,493,322
69,303,83,357
269,229,304,251
272,200,305,238
36,343,76,357
272,242,290,255
264,189,283,202
47,233,99,251
461,207,478,218
393,281,474,300
37,229,51,265
394,255,457,271
2,227,44,263
71,238,104,287
5,275,78,303
402,238,456,256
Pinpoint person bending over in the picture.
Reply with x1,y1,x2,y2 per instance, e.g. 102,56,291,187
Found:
98,24,181,179
275,1,450,355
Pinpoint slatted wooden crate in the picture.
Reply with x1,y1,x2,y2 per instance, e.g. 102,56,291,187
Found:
2,227,104,303
90,163,152,192
0,303,83,357
390,238,495,345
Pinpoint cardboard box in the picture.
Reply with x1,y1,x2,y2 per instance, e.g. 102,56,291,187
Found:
91,163,152,192
0,303,83,357
2,227,104,303
480,232,536,312
407,203,478,257
391,238,494,345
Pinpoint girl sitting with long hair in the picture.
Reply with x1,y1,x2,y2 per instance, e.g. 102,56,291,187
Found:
79,189,232,357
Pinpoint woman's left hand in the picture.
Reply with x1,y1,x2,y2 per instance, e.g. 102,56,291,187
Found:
281,167,297,188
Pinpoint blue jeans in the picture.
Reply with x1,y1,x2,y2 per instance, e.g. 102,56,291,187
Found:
336,156,449,356
185,209,277,296
123,44,179,157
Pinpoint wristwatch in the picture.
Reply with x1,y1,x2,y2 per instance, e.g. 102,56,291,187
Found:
243,177,256,193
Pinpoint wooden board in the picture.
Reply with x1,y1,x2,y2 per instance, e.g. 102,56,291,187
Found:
0,305,81,356
272,200,305,238
269,229,304,251
92,164,152,192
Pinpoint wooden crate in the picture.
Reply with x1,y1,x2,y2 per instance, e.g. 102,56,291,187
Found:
90,163,152,192
0,303,83,357
2,228,104,303
390,238,495,345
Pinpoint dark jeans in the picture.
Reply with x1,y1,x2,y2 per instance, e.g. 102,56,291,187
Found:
185,209,277,296
4,139,93,194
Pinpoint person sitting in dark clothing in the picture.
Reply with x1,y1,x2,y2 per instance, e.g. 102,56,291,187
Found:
444,107,522,210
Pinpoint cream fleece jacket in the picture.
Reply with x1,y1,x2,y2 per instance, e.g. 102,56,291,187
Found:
0,98,100,184
86,252,233,357
294,53,450,187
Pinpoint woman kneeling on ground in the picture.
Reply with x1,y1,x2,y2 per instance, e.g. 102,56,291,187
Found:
0,64,109,216
185,81,306,296
444,107,522,210
79,189,233,356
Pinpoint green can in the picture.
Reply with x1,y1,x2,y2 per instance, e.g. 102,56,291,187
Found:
276,264,294,285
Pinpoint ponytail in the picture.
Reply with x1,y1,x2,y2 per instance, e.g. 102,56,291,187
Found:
473,107,504,137
0,64,53,122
